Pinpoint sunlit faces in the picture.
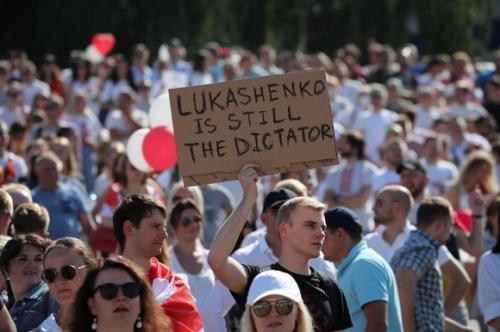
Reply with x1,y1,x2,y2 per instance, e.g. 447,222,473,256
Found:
322,229,343,262
88,268,141,329
174,208,203,242
6,245,43,294
399,169,427,198
129,209,168,258
283,207,326,258
373,192,395,225
251,295,298,332
43,247,88,305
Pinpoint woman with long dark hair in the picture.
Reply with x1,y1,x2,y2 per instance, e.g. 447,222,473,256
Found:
68,257,170,332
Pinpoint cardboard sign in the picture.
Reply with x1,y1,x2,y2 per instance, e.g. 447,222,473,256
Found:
169,69,338,186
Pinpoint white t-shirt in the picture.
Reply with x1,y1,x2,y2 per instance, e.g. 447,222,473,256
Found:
167,246,215,305
365,223,452,265
0,105,29,127
421,159,458,196
353,109,398,164
322,160,378,231
414,105,440,130
104,108,149,143
372,168,400,194
32,313,61,332
63,112,102,144
477,251,500,332
450,102,487,119
22,80,50,107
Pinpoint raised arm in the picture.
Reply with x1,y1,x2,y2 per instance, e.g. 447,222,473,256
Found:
208,164,259,294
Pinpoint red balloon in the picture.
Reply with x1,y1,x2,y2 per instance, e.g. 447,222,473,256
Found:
142,126,177,171
91,33,115,56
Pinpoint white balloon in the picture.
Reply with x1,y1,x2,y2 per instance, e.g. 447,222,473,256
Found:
149,93,174,130
126,128,153,173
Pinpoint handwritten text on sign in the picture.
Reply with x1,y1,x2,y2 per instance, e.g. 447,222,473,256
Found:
169,69,338,186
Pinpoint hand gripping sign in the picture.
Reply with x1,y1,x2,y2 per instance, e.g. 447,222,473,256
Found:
169,69,339,186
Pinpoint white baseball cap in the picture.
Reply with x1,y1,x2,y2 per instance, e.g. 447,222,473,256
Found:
246,270,302,305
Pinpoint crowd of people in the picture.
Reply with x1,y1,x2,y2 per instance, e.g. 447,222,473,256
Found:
0,38,499,332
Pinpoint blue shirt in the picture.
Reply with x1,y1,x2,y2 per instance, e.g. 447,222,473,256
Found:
336,241,403,332
32,182,88,239
391,230,443,332
9,282,57,332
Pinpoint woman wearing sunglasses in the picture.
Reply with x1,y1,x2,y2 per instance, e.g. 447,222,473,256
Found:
241,270,313,332
68,257,170,332
32,237,97,331
167,199,215,304
0,234,56,332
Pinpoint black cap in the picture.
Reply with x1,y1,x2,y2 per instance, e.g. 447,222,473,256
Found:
324,207,363,235
396,160,427,175
263,188,297,212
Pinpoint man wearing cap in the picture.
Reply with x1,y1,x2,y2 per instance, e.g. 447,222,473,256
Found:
323,207,402,331
201,185,336,332
450,80,488,119
208,164,352,332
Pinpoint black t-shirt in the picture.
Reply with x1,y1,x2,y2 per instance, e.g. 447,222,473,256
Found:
231,263,352,332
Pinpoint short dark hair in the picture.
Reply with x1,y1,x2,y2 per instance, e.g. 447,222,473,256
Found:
416,197,452,228
113,194,167,251
0,234,48,273
12,203,50,236
342,130,366,160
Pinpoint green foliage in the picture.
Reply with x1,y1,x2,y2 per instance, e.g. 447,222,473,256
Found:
0,0,493,65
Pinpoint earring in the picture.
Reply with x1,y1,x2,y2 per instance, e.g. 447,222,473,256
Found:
91,316,97,330
136,315,143,329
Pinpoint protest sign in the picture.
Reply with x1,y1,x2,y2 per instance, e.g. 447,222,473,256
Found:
169,69,338,186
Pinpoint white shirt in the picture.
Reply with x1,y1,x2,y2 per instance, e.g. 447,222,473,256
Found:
414,105,440,130
365,222,452,265
199,235,337,332
240,227,266,249
22,80,50,107
104,109,149,143
421,159,458,196
353,109,398,164
0,105,29,127
167,246,215,306
477,251,500,331
450,102,487,119
372,168,400,194
31,313,61,332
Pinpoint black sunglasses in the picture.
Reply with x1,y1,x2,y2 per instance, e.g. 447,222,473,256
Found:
93,282,141,300
253,299,294,317
180,216,202,227
42,264,88,283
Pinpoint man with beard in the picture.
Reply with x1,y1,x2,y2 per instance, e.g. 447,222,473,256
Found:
397,160,430,224
323,130,378,232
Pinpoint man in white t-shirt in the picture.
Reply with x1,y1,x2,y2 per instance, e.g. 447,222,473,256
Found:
414,86,441,130
323,129,378,232
450,80,488,119
353,83,398,165
372,137,407,194
0,82,30,127
420,134,458,196
105,89,148,143
20,61,50,107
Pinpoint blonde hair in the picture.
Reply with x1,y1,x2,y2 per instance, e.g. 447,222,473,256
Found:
275,179,308,197
277,197,326,226
240,301,314,332
455,150,497,193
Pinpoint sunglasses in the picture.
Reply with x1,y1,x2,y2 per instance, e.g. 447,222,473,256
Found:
180,216,202,227
252,299,294,317
42,264,88,283
94,282,141,300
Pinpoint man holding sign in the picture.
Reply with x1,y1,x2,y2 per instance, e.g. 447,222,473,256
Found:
208,164,352,332
169,69,338,186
